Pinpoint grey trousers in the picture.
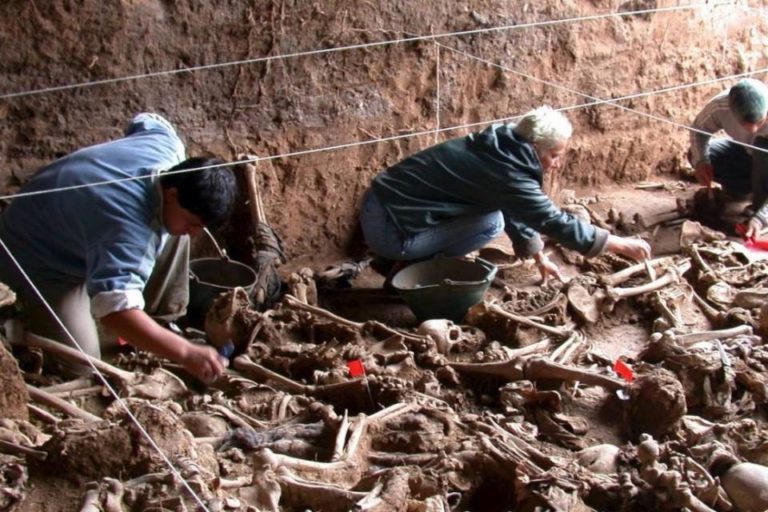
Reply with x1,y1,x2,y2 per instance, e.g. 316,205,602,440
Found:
0,236,190,375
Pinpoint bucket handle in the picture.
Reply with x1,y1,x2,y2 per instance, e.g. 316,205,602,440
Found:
439,257,498,287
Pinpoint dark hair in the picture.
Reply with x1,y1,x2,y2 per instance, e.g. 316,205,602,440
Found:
159,157,237,228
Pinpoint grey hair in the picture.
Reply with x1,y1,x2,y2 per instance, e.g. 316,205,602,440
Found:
512,106,573,150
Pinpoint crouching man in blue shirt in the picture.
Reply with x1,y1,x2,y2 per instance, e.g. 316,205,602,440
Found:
0,113,237,384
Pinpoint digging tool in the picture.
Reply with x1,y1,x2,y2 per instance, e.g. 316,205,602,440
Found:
240,155,286,310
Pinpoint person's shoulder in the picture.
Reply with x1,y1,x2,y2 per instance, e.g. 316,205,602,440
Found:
125,113,179,138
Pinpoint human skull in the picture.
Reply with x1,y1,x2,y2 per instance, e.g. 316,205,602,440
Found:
721,462,768,512
417,319,462,355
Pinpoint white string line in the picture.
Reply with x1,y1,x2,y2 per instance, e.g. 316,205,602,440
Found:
0,236,211,512
3,55,766,205
438,43,768,156
4,53,768,204
0,1,732,101
434,41,441,144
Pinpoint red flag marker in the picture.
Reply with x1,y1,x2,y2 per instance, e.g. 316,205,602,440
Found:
347,359,365,378
614,359,634,383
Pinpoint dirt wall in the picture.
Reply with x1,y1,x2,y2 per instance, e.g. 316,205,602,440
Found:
1,0,767,264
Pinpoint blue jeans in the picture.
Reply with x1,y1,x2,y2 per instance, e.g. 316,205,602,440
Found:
709,136,768,209
359,189,504,260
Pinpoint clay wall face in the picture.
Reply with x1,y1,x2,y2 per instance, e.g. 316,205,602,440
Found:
1,1,766,263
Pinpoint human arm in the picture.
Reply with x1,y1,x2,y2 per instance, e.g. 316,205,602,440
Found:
604,234,651,261
533,251,564,283
101,308,226,383
690,91,729,175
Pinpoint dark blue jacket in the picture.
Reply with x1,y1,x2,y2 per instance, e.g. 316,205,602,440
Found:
372,123,608,257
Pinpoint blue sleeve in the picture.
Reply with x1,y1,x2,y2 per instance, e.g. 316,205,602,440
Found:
85,238,157,298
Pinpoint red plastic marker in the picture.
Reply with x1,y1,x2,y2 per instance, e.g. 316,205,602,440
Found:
735,223,768,251
347,359,365,378
614,359,635,383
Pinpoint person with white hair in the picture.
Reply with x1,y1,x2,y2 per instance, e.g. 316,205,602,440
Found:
360,106,651,284
690,78,768,238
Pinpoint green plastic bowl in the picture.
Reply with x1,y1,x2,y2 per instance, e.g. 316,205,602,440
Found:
391,257,497,322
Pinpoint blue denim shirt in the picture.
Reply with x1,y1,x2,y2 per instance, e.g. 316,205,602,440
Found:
0,114,185,318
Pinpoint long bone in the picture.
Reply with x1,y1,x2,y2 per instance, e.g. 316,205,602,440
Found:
486,303,573,338
606,259,691,301
600,257,676,287
651,325,754,348
232,354,367,400
26,384,102,422
254,403,415,479
449,356,624,391
283,294,426,344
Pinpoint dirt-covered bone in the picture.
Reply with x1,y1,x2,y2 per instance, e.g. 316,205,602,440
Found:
25,333,188,400
449,356,624,390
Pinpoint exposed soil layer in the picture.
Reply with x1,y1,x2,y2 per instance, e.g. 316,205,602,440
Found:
1,1,767,264
3,2,768,511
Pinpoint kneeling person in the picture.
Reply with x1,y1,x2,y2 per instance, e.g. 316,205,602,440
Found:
360,106,651,282
0,113,237,383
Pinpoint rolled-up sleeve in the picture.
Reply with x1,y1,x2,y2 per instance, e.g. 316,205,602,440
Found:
86,238,158,318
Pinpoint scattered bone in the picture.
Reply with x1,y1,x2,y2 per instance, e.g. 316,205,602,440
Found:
25,333,188,400
25,385,101,423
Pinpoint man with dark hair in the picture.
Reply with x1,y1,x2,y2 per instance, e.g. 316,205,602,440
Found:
0,113,238,383
690,78,768,237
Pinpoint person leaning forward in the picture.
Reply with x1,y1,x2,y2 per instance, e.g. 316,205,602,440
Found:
0,113,238,383
360,106,651,283
690,78,768,238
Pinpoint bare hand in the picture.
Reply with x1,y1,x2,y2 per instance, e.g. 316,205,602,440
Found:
745,217,763,240
694,162,714,187
534,252,564,284
182,343,228,384
606,235,652,262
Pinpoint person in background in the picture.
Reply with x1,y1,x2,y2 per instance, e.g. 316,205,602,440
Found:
0,113,237,383
690,78,768,238
360,106,651,285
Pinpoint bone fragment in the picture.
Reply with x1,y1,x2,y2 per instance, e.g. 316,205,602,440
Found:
26,384,102,422
332,410,350,462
